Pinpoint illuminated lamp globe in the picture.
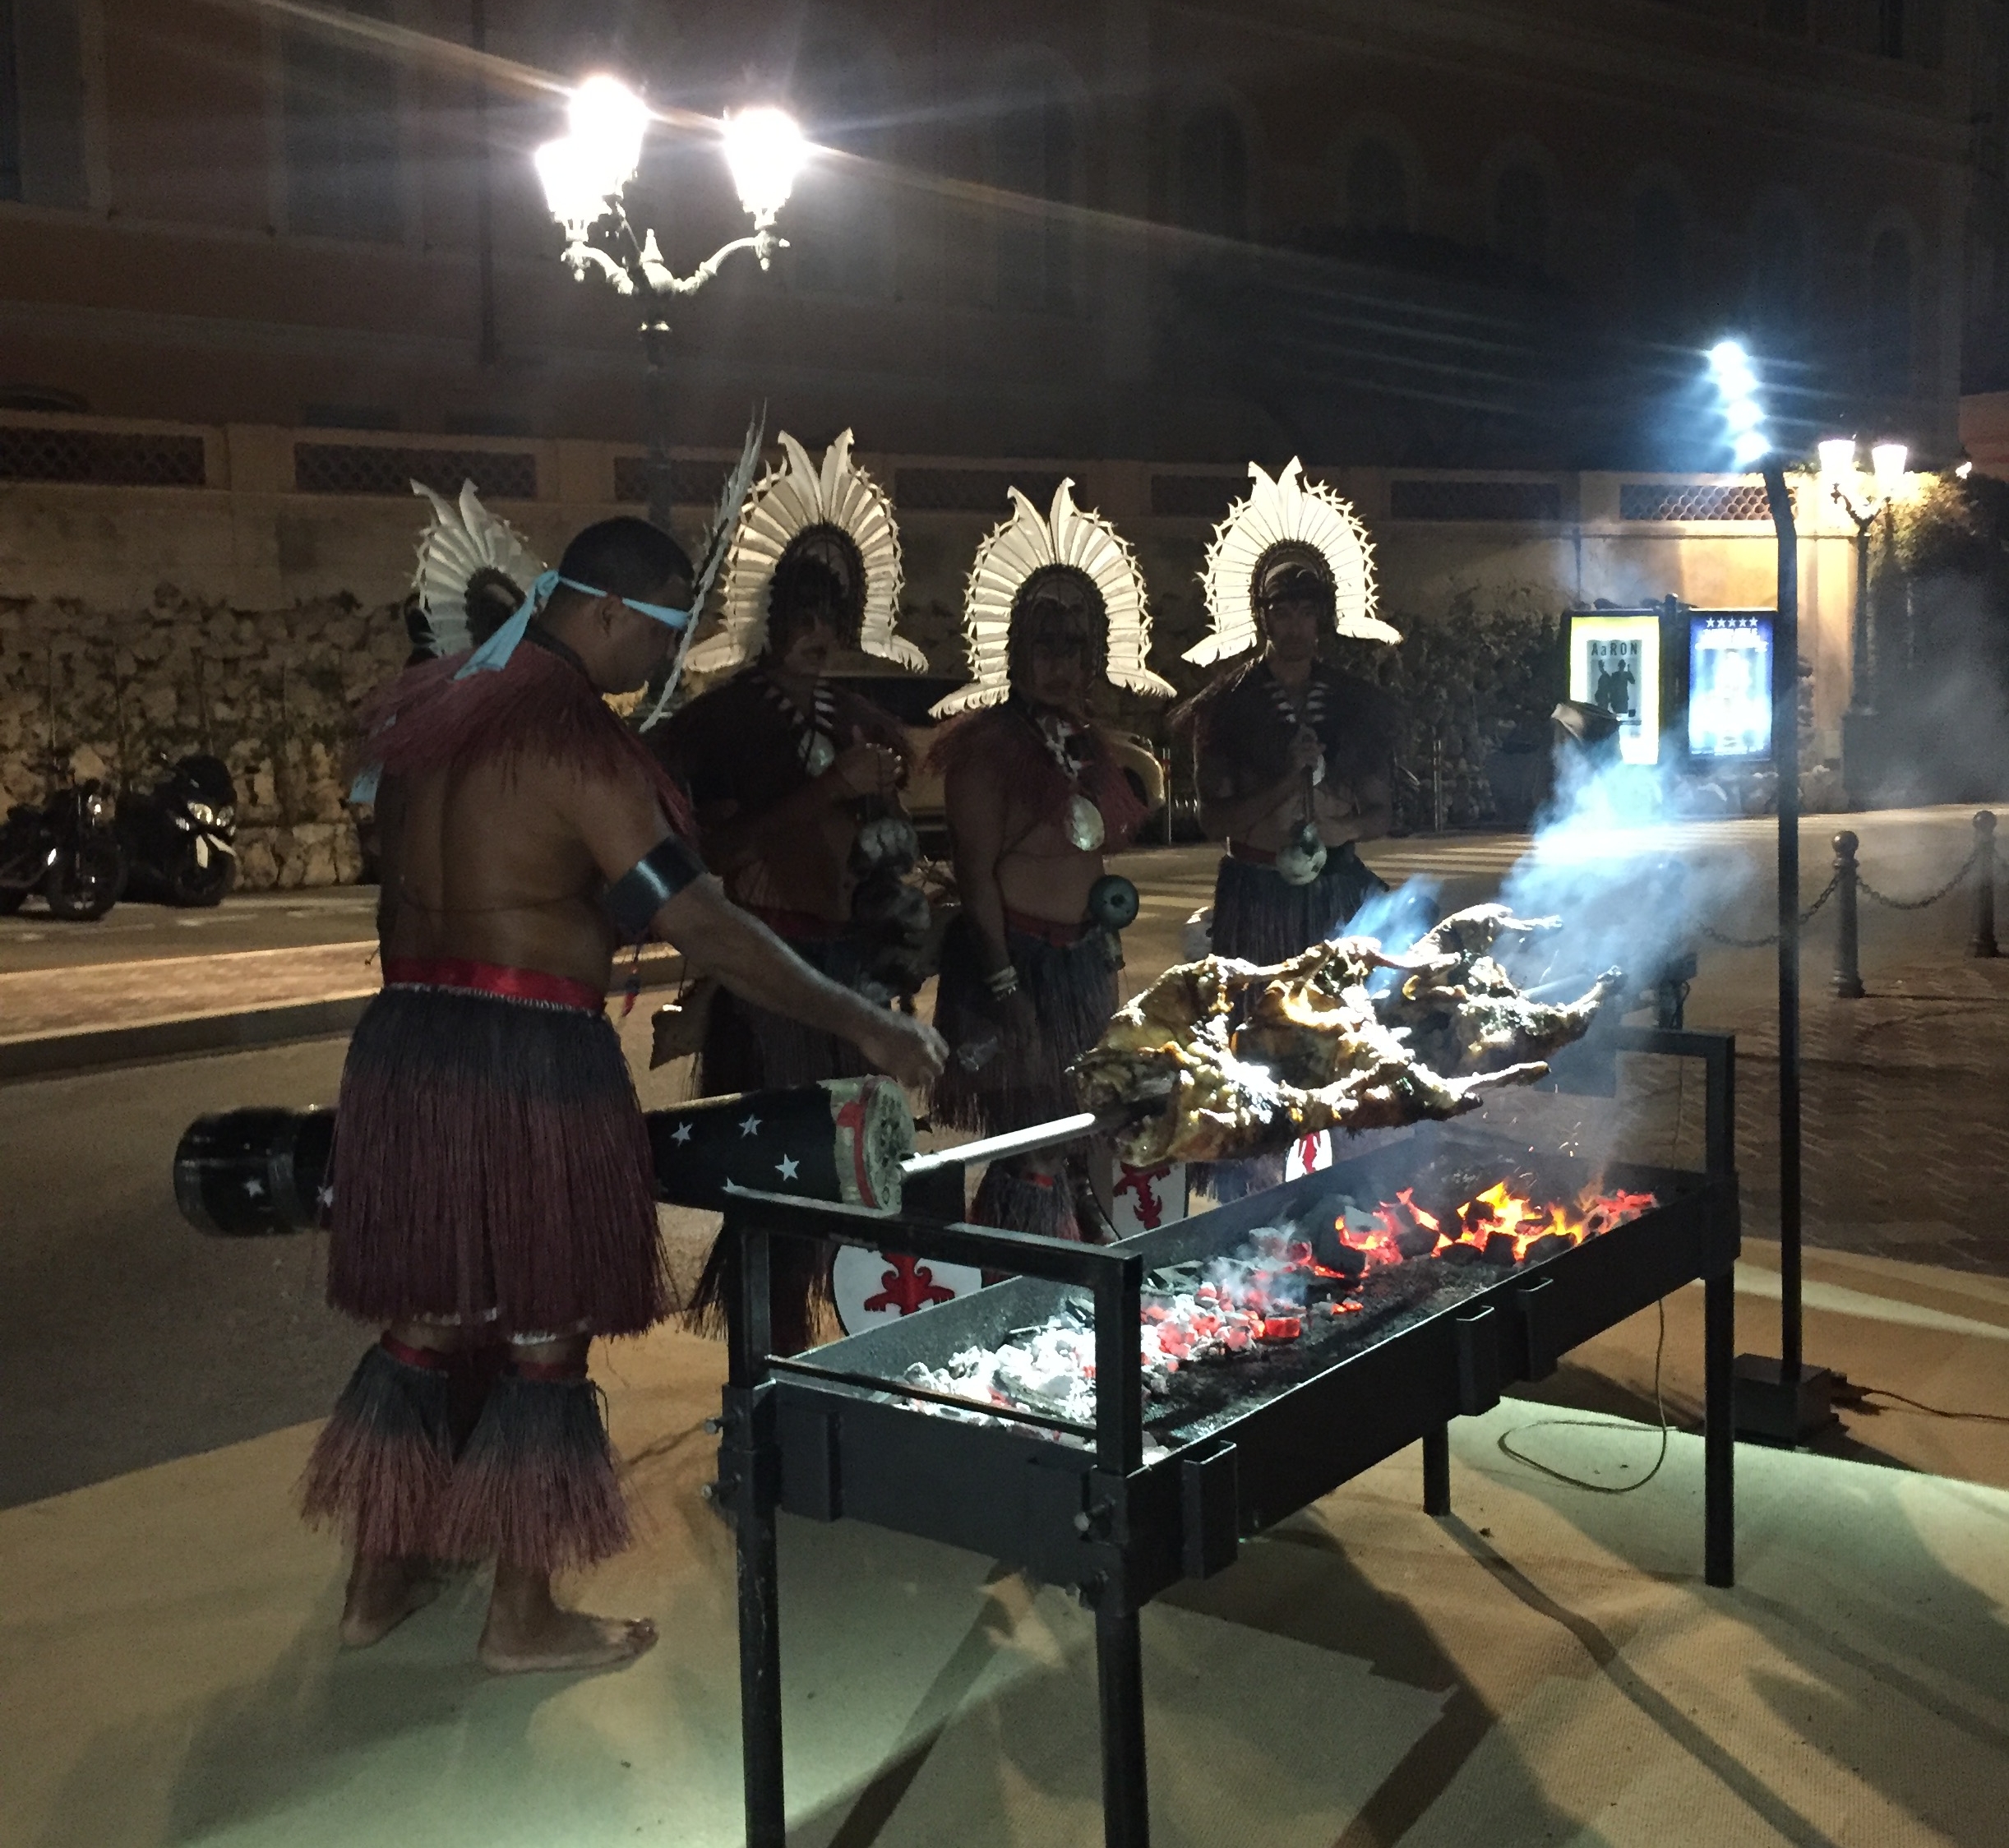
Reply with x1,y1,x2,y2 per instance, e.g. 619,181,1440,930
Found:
1870,441,1909,491
1817,437,1857,479
723,107,807,225
566,75,650,196
535,136,616,238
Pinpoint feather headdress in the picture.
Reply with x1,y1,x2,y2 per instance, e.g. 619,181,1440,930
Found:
683,428,921,677
409,481,547,657
931,478,1174,718
1187,459,1398,665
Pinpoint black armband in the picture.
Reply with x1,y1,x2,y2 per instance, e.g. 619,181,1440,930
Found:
601,838,707,936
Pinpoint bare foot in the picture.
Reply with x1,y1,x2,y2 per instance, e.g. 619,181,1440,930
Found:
340,1555,448,1648
478,1605,658,1675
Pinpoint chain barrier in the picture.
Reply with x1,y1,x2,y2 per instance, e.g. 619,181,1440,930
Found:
1697,870,1840,949
1855,844,1984,912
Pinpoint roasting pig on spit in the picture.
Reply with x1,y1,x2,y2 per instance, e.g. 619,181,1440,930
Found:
1072,904,1623,1167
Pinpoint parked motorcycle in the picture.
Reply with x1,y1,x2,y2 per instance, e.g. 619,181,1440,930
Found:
117,753,238,908
0,761,130,921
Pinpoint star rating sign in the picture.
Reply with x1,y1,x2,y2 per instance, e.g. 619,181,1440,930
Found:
671,1122,693,1144
775,1155,800,1182
738,1114,762,1138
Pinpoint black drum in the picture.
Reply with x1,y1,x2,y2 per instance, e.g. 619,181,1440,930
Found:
173,1079,914,1237
173,1107,335,1236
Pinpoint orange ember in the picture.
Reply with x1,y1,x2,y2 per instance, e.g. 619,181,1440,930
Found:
1338,1180,1657,1271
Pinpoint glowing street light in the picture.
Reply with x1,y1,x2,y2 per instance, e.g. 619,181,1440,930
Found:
1869,440,1910,491
533,76,810,526
1819,432,1911,808
1705,338,1836,1444
1707,340,1772,470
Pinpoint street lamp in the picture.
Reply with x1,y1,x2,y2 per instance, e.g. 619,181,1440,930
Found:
535,77,808,528
1706,339,1836,1448
1817,435,1910,804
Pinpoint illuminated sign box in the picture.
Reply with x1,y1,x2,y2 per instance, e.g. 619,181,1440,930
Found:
1686,613,1774,762
1565,612,1663,765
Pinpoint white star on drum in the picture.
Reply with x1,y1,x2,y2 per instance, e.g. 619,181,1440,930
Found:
776,1155,800,1181
738,1115,762,1137
672,1122,693,1143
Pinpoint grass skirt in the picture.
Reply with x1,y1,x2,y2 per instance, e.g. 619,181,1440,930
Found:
1209,843,1387,965
326,986,668,1339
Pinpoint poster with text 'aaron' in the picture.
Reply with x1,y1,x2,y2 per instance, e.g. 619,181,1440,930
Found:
1567,614,1661,765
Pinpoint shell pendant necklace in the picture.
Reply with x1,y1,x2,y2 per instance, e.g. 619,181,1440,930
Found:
763,671,838,777
1030,706,1106,852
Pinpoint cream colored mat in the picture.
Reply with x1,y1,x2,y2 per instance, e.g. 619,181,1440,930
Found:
6,1325,2008,1848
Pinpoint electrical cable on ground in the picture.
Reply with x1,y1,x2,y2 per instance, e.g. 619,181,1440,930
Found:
1495,1299,1670,1494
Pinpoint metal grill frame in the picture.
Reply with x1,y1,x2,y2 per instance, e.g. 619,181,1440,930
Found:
718,1027,1739,1848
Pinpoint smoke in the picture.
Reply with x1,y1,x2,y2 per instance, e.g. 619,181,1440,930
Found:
1489,746,1754,999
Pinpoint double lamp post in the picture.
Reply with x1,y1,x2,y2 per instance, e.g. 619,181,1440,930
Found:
533,75,808,529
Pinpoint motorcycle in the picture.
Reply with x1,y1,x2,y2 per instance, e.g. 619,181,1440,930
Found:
0,761,130,921
117,753,238,907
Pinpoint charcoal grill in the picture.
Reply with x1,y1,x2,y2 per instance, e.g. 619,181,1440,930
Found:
714,1026,1739,1848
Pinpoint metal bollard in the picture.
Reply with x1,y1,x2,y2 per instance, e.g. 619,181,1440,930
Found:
1976,811,2000,959
1832,831,1864,998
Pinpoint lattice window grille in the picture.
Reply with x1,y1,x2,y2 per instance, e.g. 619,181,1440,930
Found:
611,455,762,506
293,443,537,499
1619,483,1771,522
894,469,1069,513
1388,478,1563,522
0,427,207,487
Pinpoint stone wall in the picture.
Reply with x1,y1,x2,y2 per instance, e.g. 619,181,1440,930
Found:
0,584,406,889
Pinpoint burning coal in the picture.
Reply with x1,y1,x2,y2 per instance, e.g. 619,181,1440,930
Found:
905,1180,1657,1426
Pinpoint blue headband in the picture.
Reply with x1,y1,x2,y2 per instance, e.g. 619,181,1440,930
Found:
454,571,695,680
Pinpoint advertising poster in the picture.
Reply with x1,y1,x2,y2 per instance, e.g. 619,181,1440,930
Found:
1567,614,1661,765
1687,614,1774,761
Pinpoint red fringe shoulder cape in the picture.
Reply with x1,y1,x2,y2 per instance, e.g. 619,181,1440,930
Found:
926,701,1148,847
355,644,694,839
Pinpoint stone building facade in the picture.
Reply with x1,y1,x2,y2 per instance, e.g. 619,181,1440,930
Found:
1,1,1993,879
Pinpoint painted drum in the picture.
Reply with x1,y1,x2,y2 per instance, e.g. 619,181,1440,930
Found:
173,1079,915,1239
173,1106,335,1236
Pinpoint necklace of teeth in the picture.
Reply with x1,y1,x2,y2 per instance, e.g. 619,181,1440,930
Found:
1028,707,1106,853
1268,667,1328,785
761,671,839,778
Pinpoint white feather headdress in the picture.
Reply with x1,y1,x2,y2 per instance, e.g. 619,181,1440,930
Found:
684,429,921,676
931,478,1175,718
1186,459,1398,665
409,480,547,656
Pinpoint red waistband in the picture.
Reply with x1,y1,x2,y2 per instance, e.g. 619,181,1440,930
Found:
383,956,606,1013
1226,839,1278,867
747,903,848,942
1002,907,1092,947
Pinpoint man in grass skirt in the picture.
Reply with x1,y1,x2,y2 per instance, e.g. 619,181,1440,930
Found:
1182,460,1405,963
930,481,1172,1239
652,432,930,1353
305,514,944,1674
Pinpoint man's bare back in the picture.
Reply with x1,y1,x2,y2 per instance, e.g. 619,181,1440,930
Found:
375,755,633,991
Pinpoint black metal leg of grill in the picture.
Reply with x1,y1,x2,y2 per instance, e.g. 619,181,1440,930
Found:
736,1412,785,1846
1095,1595,1151,1848
1421,1425,1451,1516
1703,1271,1736,1588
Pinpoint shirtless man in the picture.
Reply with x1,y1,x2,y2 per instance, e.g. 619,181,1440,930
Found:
303,517,944,1673
654,531,917,1350
931,569,1156,1239
1190,553,1399,964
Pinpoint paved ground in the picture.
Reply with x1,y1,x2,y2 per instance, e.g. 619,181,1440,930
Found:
0,806,2001,1508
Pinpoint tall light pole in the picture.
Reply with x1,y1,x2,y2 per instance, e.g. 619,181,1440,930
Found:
534,76,807,529
1820,436,1910,806
1706,340,1836,1444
